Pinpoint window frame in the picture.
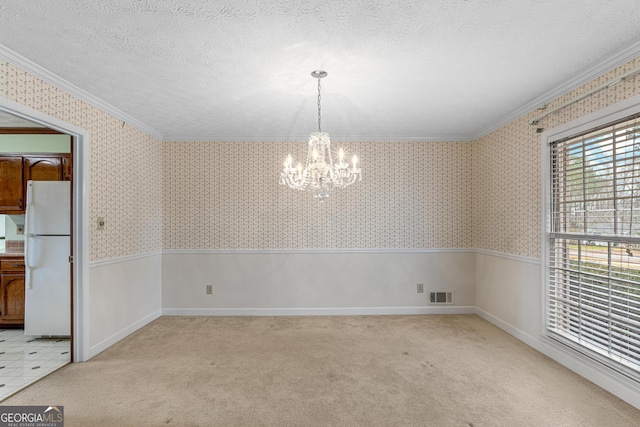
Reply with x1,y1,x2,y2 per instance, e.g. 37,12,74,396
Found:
542,93,640,382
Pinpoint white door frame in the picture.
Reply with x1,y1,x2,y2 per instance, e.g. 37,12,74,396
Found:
0,95,90,362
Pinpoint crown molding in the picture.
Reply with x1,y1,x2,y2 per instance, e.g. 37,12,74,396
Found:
162,135,475,142
474,39,640,140
0,44,164,140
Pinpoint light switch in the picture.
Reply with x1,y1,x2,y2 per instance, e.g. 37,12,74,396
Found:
97,217,105,230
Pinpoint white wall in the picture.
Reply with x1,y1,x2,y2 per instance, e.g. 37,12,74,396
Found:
0,133,70,152
475,251,640,410
88,253,162,358
163,251,476,315
475,251,541,339
4,214,24,241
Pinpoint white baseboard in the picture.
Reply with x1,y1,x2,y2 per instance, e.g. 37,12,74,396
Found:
475,308,542,352
475,307,640,411
163,306,476,317
87,309,162,360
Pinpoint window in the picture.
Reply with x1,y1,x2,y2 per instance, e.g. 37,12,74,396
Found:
547,112,640,376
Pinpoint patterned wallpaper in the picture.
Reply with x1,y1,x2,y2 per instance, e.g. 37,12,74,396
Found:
0,61,163,261
163,140,472,250
4,52,640,259
472,56,640,259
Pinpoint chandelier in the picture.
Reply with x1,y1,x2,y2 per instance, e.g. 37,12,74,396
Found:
279,70,362,200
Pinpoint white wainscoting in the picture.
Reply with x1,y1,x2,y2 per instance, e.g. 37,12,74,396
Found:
474,250,640,410
87,252,162,359
162,250,476,316
475,249,542,338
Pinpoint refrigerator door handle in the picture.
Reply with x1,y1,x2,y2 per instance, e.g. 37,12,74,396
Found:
25,235,36,290
25,199,33,235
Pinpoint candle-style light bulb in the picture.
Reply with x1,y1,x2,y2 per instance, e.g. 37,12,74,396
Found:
352,155,358,168
338,147,345,161
312,148,318,161
284,154,292,168
297,162,302,175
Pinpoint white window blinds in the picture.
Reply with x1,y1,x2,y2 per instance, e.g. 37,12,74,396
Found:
548,113,640,375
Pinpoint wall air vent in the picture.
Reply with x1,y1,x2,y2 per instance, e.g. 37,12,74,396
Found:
429,291,453,305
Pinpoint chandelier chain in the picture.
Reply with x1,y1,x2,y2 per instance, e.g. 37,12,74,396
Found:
317,76,322,132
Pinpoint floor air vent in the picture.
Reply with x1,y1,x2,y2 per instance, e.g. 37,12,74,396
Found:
429,291,453,304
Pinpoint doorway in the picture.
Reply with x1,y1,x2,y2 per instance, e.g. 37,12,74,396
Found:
0,98,89,400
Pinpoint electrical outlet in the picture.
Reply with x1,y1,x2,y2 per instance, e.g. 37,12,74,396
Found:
417,283,424,293
206,284,213,295
97,217,105,230
16,224,24,235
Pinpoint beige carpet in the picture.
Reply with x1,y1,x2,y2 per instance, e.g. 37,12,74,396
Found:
3,315,640,426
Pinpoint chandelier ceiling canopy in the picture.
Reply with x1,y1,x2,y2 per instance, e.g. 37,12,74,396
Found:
279,71,362,200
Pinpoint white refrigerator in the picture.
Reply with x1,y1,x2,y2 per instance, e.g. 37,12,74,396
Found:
24,180,71,337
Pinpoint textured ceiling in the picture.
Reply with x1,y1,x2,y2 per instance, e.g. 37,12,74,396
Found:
1,0,640,141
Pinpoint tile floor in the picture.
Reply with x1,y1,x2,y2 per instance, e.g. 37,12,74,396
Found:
0,329,70,401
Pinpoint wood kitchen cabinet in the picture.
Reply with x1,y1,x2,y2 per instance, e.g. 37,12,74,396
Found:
0,156,25,212
0,153,71,214
0,257,25,326
25,155,67,181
